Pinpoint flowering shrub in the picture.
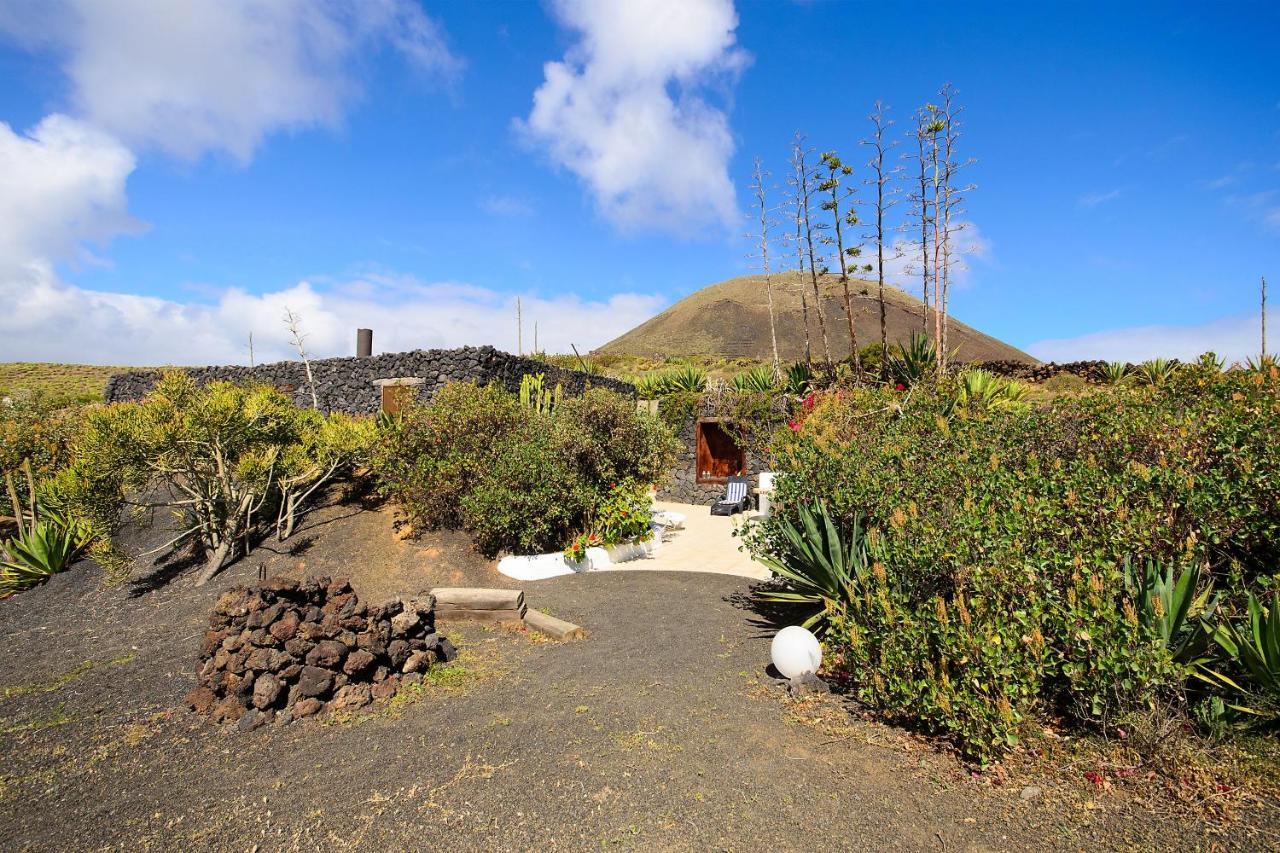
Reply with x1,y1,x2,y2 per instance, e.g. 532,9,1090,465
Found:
562,480,654,561
756,364,1280,763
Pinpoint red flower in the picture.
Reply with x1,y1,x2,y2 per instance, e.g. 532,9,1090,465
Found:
895,383,905,392
787,419,800,431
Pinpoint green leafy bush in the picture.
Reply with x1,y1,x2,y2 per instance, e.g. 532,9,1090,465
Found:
60,372,374,585
757,364,1280,761
375,382,676,558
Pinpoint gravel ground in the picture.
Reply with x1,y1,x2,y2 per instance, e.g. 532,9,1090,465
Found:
0,498,1275,850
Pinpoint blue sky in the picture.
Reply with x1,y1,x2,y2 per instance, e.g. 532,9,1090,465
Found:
0,0,1276,365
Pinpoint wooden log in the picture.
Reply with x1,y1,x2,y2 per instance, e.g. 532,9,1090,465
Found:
434,608,526,625
524,609,584,641
432,587,525,612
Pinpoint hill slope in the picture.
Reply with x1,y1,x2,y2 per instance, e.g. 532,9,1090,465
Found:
595,272,1035,364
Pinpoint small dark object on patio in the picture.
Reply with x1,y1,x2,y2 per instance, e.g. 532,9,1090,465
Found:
710,475,751,516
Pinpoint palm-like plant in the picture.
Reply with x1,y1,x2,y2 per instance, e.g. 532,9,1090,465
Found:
632,373,668,400
1245,354,1278,374
732,366,778,394
1205,591,1280,718
0,517,89,596
885,333,936,387
1124,558,1216,665
1136,358,1179,386
950,370,1028,412
783,361,814,396
661,365,707,394
754,501,872,632
575,358,603,377
1101,361,1130,385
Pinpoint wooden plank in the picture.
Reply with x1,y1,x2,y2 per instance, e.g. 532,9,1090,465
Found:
524,609,585,641
432,587,525,611
434,607,526,624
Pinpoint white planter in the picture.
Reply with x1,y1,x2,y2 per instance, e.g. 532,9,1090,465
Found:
497,535,656,581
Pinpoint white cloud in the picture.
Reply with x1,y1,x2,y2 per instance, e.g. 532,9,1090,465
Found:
0,115,659,366
1029,310,1275,364
0,113,141,265
0,266,666,365
1078,188,1121,208
860,220,993,296
517,0,747,234
0,0,461,161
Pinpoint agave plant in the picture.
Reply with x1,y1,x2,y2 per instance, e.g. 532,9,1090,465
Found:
753,501,872,632
732,366,779,394
1136,358,1179,386
1124,558,1217,665
1101,361,1130,385
0,517,89,596
783,361,814,396
1245,354,1278,374
885,332,937,387
1204,590,1280,718
950,370,1027,412
1196,351,1226,372
660,365,707,393
574,358,603,377
632,372,668,400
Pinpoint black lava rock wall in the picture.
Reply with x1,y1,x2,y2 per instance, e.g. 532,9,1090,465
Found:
105,346,633,414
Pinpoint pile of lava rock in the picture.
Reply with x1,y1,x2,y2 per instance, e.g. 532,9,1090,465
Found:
184,576,456,730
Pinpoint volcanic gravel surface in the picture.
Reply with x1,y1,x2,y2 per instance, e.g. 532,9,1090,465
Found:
0,497,1274,850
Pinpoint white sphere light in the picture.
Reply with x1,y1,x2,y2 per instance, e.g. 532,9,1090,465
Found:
771,625,822,680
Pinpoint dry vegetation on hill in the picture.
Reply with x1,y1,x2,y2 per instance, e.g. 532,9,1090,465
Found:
0,363,145,405
593,272,1036,365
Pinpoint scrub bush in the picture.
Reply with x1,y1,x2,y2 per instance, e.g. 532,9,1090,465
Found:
755,363,1280,762
59,373,374,585
375,381,677,558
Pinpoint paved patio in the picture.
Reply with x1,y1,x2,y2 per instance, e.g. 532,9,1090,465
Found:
597,500,772,580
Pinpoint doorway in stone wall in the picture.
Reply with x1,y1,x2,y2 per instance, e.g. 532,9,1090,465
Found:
695,419,745,484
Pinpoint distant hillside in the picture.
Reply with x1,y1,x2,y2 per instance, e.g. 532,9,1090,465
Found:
0,362,144,404
595,272,1036,364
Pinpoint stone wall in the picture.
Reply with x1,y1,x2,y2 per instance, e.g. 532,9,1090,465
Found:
186,576,456,730
972,359,1121,383
105,345,634,414
657,403,767,506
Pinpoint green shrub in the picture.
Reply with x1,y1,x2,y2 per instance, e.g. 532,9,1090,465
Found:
375,382,677,558
61,372,373,585
1037,371,1089,394
1,394,84,509
758,364,1280,761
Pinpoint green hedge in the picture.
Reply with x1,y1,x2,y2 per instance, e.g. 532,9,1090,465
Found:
763,364,1280,762
373,381,677,557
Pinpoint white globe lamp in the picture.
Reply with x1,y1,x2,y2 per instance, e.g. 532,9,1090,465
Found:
771,625,822,680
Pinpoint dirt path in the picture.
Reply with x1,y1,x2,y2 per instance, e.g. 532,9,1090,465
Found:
0,504,1270,850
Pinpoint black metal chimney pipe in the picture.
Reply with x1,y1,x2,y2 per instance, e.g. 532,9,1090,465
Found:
356,328,373,358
